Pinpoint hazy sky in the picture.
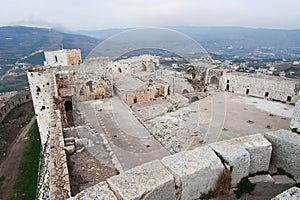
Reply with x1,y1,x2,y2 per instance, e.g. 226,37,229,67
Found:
1,0,299,30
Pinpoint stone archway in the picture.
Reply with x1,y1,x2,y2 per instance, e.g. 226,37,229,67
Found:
210,76,219,88
190,96,199,103
64,100,72,112
182,89,189,94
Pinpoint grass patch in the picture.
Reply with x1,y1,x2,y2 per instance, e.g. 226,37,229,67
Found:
234,177,256,199
199,169,231,199
291,128,298,133
0,176,5,183
12,121,40,200
271,167,295,181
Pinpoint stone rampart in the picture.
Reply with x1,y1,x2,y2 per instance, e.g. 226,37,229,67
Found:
0,90,31,122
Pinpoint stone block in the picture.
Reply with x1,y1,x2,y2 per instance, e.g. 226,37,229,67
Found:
59,88,74,97
237,134,272,173
271,186,300,200
209,142,250,187
75,138,88,148
290,100,300,131
107,160,175,200
265,130,300,181
161,146,224,200
70,181,117,200
64,144,75,154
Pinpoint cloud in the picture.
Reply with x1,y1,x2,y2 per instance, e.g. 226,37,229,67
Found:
0,0,299,30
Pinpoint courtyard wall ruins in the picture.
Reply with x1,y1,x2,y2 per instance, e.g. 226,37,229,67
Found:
220,72,300,104
0,90,31,122
44,49,82,67
27,51,300,199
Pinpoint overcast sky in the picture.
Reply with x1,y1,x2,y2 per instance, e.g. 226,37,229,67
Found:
1,0,299,30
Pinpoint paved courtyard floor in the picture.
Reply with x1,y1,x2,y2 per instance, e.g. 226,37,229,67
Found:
77,96,170,171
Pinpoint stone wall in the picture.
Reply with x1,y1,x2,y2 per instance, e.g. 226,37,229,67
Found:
53,67,113,103
69,130,300,200
27,69,71,199
27,70,54,145
138,70,194,95
205,68,223,88
118,55,159,74
118,83,170,106
44,49,82,67
220,72,300,104
0,90,31,122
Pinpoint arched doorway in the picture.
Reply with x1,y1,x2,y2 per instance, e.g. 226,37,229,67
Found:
210,76,219,88
182,89,189,94
167,86,171,95
190,96,199,103
64,100,72,112
133,97,137,104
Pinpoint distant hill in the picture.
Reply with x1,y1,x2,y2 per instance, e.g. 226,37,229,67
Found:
0,26,101,66
78,26,300,60
0,26,101,92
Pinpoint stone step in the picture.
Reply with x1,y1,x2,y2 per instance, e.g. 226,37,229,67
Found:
247,175,296,199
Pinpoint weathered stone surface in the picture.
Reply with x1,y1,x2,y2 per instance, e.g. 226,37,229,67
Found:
265,130,300,181
249,175,274,184
272,175,296,185
237,134,272,173
161,146,224,200
70,181,118,200
107,160,175,200
64,144,75,154
59,87,74,97
209,142,250,187
290,100,300,131
209,134,272,186
271,186,300,200
75,138,88,147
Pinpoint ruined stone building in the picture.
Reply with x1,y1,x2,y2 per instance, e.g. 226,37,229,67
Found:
27,49,300,199
44,49,82,67
198,67,300,104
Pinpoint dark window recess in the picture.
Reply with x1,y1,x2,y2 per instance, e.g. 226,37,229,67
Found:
265,92,269,98
246,88,250,95
287,96,292,102
86,81,93,92
64,101,72,112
